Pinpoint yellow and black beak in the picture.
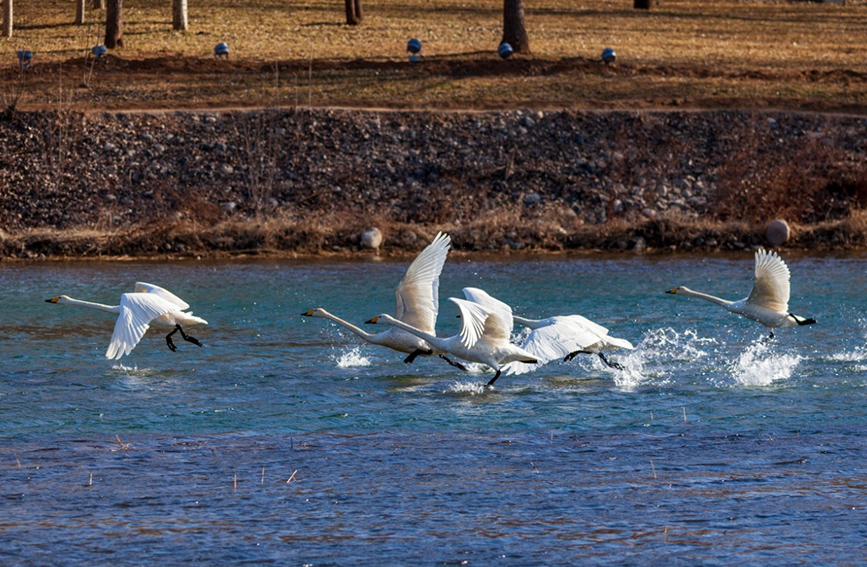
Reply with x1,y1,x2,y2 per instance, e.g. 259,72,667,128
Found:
665,288,679,294
301,309,315,316
365,316,380,324
46,297,60,303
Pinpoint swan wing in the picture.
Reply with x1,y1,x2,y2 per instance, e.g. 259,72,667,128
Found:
448,297,489,348
134,282,190,310
394,232,450,333
461,287,514,334
106,293,180,359
746,249,790,313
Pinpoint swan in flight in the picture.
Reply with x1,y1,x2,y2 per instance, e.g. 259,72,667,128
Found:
461,287,633,374
666,248,816,339
366,291,539,386
45,282,207,359
302,232,463,368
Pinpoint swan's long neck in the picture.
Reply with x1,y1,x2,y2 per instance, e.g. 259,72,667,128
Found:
512,315,543,329
676,287,733,309
319,311,378,341
61,297,120,315
378,315,444,349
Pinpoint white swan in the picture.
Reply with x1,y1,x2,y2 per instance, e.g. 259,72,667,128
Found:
46,282,208,359
302,232,462,368
366,292,539,386
461,287,633,374
667,248,816,339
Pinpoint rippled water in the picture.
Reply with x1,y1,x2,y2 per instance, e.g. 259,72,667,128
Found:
2,253,866,565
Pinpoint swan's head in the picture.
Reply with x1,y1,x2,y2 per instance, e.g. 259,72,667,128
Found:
365,314,392,325
301,308,328,318
46,295,71,304
666,287,691,295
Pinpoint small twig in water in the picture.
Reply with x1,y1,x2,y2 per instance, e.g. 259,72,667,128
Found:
261,466,265,486
111,435,132,451
234,473,238,492
650,460,657,480
531,462,539,474
286,469,298,484
682,407,688,422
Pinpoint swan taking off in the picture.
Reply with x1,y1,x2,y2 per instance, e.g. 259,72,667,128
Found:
302,232,462,368
666,248,816,339
46,282,208,359
461,287,633,374
366,289,539,387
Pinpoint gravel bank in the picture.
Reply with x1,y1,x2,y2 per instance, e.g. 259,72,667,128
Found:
1,108,866,258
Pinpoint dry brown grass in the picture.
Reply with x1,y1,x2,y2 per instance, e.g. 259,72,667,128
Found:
2,0,866,111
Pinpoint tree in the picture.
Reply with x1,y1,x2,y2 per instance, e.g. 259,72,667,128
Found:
2,0,11,39
172,0,188,31
75,0,86,24
92,0,105,9
105,0,123,48
502,0,529,53
344,0,362,26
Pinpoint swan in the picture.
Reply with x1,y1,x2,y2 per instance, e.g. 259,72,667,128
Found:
666,248,816,339
45,282,207,359
302,232,463,368
366,292,539,387
461,287,633,373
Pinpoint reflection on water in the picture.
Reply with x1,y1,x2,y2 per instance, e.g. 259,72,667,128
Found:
1,255,866,564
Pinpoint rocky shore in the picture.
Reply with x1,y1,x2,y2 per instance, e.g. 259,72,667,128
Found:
1,107,866,259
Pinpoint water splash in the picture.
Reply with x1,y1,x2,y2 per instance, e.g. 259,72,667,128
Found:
336,347,371,368
605,328,716,389
445,380,488,395
730,341,801,387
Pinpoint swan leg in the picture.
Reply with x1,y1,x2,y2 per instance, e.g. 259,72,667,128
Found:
598,353,624,370
404,348,433,364
791,313,817,326
166,326,180,352
564,350,591,363
440,355,468,371
166,324,203,352
485,369,502,387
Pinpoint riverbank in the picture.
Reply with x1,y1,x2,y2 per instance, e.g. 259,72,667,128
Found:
1,107,866,259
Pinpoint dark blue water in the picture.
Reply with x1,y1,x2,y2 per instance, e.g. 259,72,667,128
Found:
2,254,866,565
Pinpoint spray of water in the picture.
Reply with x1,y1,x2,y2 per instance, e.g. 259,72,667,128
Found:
729,341,801,387
335,347,371,368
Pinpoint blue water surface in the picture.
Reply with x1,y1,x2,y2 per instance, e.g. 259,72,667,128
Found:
1,252,866,565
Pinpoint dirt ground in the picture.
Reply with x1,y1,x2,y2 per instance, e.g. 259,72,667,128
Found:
5,53,867,114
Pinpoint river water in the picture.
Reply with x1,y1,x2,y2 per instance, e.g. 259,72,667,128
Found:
1,253,865,565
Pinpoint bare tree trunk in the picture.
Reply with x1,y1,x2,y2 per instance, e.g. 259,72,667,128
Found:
502,0,529,53
75,0,86,24
344,0,362,25
92,0,105,9
2,0,12,39
172,0,188,31
105,0,123,48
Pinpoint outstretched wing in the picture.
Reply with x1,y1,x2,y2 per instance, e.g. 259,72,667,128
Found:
461,287,514,336
504,315,633,376
134,282,190,310
394,232,451,334
106,293,180,359
448,297,489,348
746,249,790,313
